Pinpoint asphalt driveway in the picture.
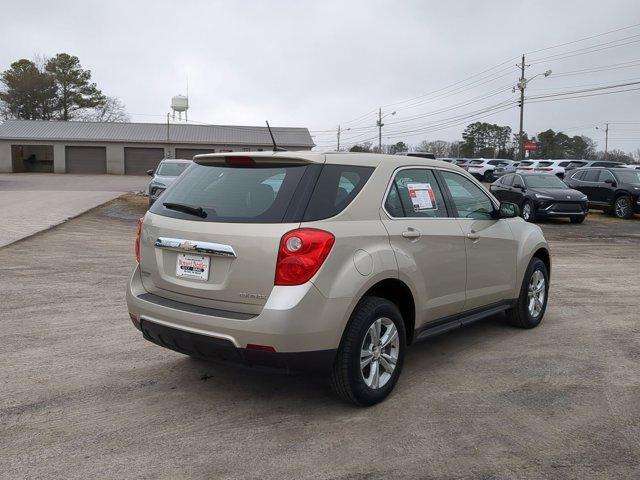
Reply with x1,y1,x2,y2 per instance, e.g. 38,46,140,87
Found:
0,173,148,247
1,197,639,479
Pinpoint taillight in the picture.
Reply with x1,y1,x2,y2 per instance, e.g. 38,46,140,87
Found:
135,217,144,263
275,228,335,286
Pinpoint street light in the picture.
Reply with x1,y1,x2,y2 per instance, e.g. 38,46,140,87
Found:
515,53,552,160
336,125,351,151
377,109,396,153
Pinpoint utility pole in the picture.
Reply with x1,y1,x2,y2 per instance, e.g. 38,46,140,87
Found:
517,54,527,161
377,108,383,153
596,123,610,159
337,125,341,151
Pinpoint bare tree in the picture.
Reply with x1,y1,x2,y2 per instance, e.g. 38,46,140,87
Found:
79,96,130,122
415,140,451,157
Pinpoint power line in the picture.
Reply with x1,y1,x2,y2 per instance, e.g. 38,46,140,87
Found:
525,22,640,55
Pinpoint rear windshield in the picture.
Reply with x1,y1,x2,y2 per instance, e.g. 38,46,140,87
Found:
567,161,587,169
537,161,553,167
519,161,534,166
469,160,484,165
150,162,374,223
156,162,190,177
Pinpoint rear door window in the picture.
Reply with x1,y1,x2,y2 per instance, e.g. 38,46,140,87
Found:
384,168,448,218
583,170,600,182
303,165,374,221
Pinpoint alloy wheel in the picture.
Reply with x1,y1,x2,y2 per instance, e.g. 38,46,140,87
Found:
615,197,630,218
360,318,399,389
522,203,531,221
527,269,546,318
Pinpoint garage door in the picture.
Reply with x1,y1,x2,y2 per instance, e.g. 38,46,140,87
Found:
66,146,107,174
175,148,215,160
124,147,165,175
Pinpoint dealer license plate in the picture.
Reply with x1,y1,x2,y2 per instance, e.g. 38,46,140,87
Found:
176,253,210,281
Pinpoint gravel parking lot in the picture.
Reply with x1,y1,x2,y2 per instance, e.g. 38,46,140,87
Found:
1,196,639,479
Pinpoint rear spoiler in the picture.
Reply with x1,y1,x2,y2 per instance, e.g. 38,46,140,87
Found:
194,153,319,167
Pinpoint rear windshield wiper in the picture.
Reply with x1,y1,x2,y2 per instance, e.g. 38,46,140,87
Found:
163,202,207,218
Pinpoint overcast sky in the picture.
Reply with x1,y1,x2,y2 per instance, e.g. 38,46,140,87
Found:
2,0,640,152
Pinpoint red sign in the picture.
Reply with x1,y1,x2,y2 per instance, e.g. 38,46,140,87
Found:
524,142,538,151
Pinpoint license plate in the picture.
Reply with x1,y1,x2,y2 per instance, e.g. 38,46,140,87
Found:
176,253,210,281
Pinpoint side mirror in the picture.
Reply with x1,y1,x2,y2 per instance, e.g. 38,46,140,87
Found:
494,202,520,219
146,169,154,176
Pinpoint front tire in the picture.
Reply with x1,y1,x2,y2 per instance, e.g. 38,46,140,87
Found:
331,297,406,406
505,257,549,329
613,195,633,219
521,200,536,222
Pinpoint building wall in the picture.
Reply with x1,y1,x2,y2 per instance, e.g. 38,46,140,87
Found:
0,140,313,174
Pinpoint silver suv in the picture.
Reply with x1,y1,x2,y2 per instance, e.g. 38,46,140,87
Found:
127,152,551,405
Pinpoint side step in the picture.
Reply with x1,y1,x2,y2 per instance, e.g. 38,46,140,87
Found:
413,302,512,343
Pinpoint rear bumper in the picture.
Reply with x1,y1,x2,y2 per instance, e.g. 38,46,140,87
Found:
126,265,350,362
140,319,336,373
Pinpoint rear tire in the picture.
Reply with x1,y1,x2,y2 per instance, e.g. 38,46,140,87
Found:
570,215,585,224
505,257,549,329
330,297,406,406
483,170,494,182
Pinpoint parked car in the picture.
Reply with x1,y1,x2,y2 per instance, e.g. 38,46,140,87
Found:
564,167,640,219
453,158,472,170
564,160,625,171
493,161,520,178
436,158,456,163
127,152,551,406
516,160,541,173
147,159,192,206
490,173,588,223
467,159,514,182
534,160,573,178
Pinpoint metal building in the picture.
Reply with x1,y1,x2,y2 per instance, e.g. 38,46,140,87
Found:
0,120,315,174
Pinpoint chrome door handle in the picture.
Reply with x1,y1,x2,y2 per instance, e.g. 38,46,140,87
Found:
402,228,421,239
466,232,480,241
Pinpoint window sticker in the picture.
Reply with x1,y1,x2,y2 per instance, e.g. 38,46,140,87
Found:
407,183,437,211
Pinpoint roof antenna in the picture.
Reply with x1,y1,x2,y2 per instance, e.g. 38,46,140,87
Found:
266,120,287,152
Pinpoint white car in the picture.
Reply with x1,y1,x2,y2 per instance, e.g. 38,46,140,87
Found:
467,159,514,181
516,160,541,173
533,160,573,179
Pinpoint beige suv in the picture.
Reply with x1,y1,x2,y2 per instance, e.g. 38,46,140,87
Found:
127,152,550,405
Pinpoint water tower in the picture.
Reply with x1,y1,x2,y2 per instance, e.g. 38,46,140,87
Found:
171,94,189,121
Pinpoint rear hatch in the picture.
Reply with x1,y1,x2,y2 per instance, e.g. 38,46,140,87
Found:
139,154,322,314
517,161,536,170
535,161,554,172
